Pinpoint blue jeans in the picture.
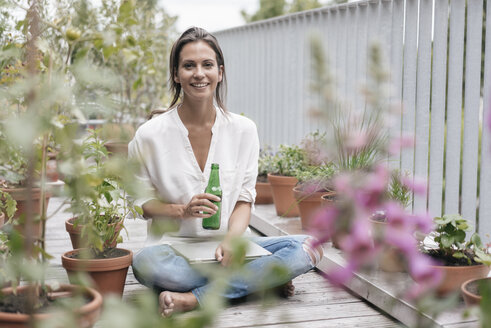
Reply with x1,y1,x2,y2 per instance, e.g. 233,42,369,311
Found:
132,235,314,304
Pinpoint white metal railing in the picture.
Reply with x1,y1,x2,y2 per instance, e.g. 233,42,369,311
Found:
214,0,491,235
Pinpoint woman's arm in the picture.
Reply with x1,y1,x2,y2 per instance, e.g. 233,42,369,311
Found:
215,201,251,265
142,193,220,220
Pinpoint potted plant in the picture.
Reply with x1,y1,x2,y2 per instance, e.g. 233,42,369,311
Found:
268,144,307,217
256,146,275,204
419,214,491,295
101,122,136,157
461,277,491,306
0,128,51,240
293,164,336,230
62,130,142,297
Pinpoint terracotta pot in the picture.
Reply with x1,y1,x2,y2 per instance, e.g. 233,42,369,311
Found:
65,217,123,250
255,181,273,204
104,141,128,156
267,174,299,217
61,248,133,297
320,193,343,248
461,277,491,306
431,264,490,296
293,187,333,230
368,217,406,273
0,284,102,328
1,187,50,240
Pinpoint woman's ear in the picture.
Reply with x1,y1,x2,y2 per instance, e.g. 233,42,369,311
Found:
218,65,224,82
174,73,180,84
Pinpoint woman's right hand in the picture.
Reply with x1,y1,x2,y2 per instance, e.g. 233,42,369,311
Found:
182,193,221,218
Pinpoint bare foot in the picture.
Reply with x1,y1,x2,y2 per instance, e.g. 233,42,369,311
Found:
275,280,295,298
280,281,295,297
159,291,198,317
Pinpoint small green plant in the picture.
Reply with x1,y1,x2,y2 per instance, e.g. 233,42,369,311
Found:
295,164,336,193
387,170,412,209
422,214,491,266
66,129,142,256
271,144,307,177
258,145,276,182
0,189,17,223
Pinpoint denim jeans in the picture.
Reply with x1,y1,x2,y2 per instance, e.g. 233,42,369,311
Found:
132,235,314,303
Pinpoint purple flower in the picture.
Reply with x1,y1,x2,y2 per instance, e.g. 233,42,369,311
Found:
410,211,434,234
309,206,340,244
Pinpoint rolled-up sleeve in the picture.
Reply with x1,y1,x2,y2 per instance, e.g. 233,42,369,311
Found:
128,136,157,210
237,123,259,204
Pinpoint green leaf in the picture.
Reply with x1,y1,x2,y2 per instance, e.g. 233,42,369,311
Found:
453,229,466,243
452,252,465,259
135,206,143,215
470,233,483,248
440,235,454,248
132,77,142,90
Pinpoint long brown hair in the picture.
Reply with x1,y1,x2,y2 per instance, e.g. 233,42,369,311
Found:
168,27,227,111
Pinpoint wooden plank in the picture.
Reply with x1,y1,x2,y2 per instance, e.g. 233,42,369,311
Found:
479,0,491,236
413,0,433,211
461,0,484,227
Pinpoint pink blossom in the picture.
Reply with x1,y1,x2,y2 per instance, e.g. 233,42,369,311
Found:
410,211,434,234
345,131,368,152
384,201,411,230
322,261,358,287
333,173,352,195
388,135,414,155
407,253,442,287
401,175,427,195
309,206,340,244
384,227,417,253
339,219,378,263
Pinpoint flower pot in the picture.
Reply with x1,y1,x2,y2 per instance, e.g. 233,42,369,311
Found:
432,264,490,296
293,187,332,230
0,284,102,328
1,187,50,240
255,181,273,204
65,217,123,250
267,174,299,217
320,193,343,248
61,248,133,297
461,277,491,306
368,216,406,273
104,141,129,156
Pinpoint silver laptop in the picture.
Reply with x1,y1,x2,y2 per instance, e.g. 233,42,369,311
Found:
170,239,271,264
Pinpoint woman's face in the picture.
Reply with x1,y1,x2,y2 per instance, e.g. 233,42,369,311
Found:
175,40,223,103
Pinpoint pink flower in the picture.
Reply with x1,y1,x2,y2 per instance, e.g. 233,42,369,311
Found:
334,173,352,195
384,227,417,253
309,206,340,244
411,211,434,234
322,261,358,287
401,175,427,195
388,135,414,155
339,219,378,263
384,201,411,230
407,253,442,287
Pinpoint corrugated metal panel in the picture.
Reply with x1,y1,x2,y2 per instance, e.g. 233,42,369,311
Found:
428,0,449,218
444,0,465,215
461,0,483,227
479,0,491,234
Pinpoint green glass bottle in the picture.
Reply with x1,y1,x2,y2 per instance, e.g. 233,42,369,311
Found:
202,163,221,230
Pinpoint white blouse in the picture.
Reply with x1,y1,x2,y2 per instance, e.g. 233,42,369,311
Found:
128,106,259,242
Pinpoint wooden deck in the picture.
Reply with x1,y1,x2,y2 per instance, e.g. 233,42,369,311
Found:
44,196,401,327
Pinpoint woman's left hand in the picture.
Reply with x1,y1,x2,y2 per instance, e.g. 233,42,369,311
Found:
215,240,233,267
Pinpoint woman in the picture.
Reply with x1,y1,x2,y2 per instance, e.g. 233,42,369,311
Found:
129,27,323,317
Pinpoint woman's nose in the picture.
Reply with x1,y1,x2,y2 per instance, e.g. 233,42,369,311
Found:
193,66,205,78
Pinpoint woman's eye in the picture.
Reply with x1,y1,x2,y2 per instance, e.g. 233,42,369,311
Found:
183,63,194,69
204,62,214,68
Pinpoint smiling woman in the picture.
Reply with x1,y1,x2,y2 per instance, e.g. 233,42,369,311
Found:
128,27,323,318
